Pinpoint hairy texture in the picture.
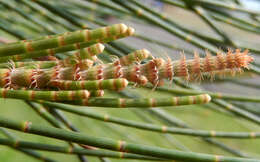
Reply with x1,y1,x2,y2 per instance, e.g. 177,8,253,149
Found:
0,49,253,90
167,49,253,81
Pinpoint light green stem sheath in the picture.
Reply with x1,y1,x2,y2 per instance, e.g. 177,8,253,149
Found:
89,90,105,97
49,78,128,91
0,61,58,69
119,49,151,66
0,88,89,101
59,59,94,68
79,63,122,80
63,43,104,64
42,101,260,139
72,94,211,108
0,69,11,87
4,59,92,69
4,57,94,70
0,138,163,160
0,116,258,162
0,23,128,56
0,27,134,63
154,87,260,103
54,63,93,81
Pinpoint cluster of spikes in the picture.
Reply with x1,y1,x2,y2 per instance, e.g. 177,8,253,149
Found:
0,24,253,108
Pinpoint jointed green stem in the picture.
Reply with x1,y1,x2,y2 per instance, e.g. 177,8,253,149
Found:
0,88,90,101
71,94,211,108
147,108,249,157
0,60,58,69
113,0,219,53
32,0,87,29
213,99,260,125
46,106,111,162
0,1,56,34
0,128,56,162
0,116,258,162
42,101,260,139
191,0,260,15
192,5,235,46
26,101,90,162
4,59,93,69
118,86,249,157
49,78,128,91
0,137,162,160
27,102,65,128
0,27,134,63
119,49,151,66
62,43,104,64
0,23,127,56
153,86,260,103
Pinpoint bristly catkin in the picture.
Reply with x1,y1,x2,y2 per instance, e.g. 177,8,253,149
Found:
159,49,253,82
0,49,253,89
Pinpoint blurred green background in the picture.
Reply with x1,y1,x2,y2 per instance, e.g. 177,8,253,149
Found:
0,0,260,161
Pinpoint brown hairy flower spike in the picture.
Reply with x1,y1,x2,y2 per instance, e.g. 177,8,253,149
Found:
0,46,253,90
203,51,213,72
122,64,141,84
2,69,11,89
153,58,165,68
140,59,159,86
172,54,189,79
136,75,148,86
216,51,226,71
234,49,252,68
190,51,202,81
169,49,253,82
204,51,216,79
226,49,236,70
158,57,174,82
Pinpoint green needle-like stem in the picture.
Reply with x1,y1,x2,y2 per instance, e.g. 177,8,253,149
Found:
42,101,260,139
70,94,211,108
0,116,258,162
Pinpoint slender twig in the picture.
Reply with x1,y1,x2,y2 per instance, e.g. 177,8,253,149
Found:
0,116,258,162
0,128,56,162
42,101,260,139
